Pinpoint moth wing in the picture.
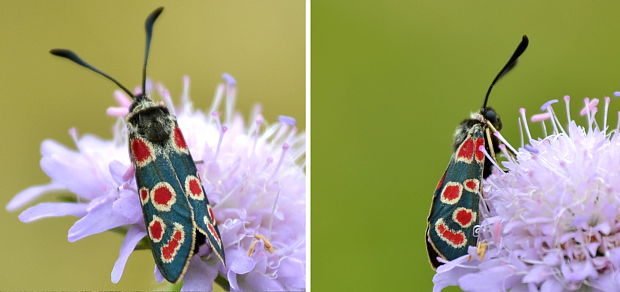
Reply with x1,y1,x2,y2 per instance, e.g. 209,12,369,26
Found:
426,124,486,267
168,123,226,264
131,134,196,283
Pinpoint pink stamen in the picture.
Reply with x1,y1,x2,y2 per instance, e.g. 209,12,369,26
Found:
540,99,559,111
114,90,132,107
106,107,129,117
531,112,552,122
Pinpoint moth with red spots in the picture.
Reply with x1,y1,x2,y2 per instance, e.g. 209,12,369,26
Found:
426,36,529,268
49,7,225,283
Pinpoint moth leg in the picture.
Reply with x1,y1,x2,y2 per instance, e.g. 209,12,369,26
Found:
485,127,498,162
194,160,204,164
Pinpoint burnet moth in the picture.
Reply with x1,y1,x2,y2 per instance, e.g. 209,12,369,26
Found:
426,35,529,268
49,7,225,283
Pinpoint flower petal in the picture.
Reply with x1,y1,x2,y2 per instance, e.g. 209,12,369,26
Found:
112,189,142,223
181,256,219,292
18,202,88,222
237,272,284,292
68,201,134,242
40,140,106,200
111,226,146,283
7,183,66,211
227,248,255,274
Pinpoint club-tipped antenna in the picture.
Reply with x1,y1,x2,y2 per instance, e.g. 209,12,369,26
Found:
482,35,529,108
142,7,164,97
50,49,134,97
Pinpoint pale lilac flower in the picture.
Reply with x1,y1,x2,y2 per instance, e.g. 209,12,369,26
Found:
433,95,620,291
8,75,306,291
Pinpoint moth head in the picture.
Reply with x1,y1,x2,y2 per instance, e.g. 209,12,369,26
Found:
480,107,502,131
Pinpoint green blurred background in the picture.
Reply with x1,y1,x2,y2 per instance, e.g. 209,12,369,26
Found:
0,1,304,290
312,1,620,292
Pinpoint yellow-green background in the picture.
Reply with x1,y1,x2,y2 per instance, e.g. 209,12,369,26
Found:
313,1,620,292
0,1,304,290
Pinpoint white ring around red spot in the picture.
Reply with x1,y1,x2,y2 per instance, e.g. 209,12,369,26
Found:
452,207,477,228
463,178,480,194
434,218,467,248
172,126,189,154
150,182,177,212
130,137,156,168
184,175,205,200
440,182,463,205
148,215,166,243
139,187,149,205
160,223,185,263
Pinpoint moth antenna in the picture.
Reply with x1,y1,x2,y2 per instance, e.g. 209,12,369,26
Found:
142,7,164,98
482,35,529,108
50,49,134,98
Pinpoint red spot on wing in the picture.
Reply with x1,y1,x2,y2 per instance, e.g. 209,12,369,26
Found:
139,187,149,205
463,179,479,193
207,222,222,244
474,138,485,163
173,127,189,153
453,208,476,228
207,205,216,225
148,216,165,242
151,183,176,211
161,223,185,263
131,138,153,166
440,182,462,205
435,219,466,247
456,138,475,163
185,176,204,200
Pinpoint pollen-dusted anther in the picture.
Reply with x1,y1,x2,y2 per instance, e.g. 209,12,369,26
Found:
247,234,275,255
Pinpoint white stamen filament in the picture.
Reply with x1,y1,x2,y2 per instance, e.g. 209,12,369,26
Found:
214,126,228,162
564,95,571,124
604,96,610,134
478,145,505,174
519,108,533,142
270,143,290,181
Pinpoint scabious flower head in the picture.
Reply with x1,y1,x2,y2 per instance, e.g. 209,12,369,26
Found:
7,75,306,291
433,95,620,291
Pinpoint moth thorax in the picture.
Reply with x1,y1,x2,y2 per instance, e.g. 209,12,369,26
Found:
129,106,173,143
